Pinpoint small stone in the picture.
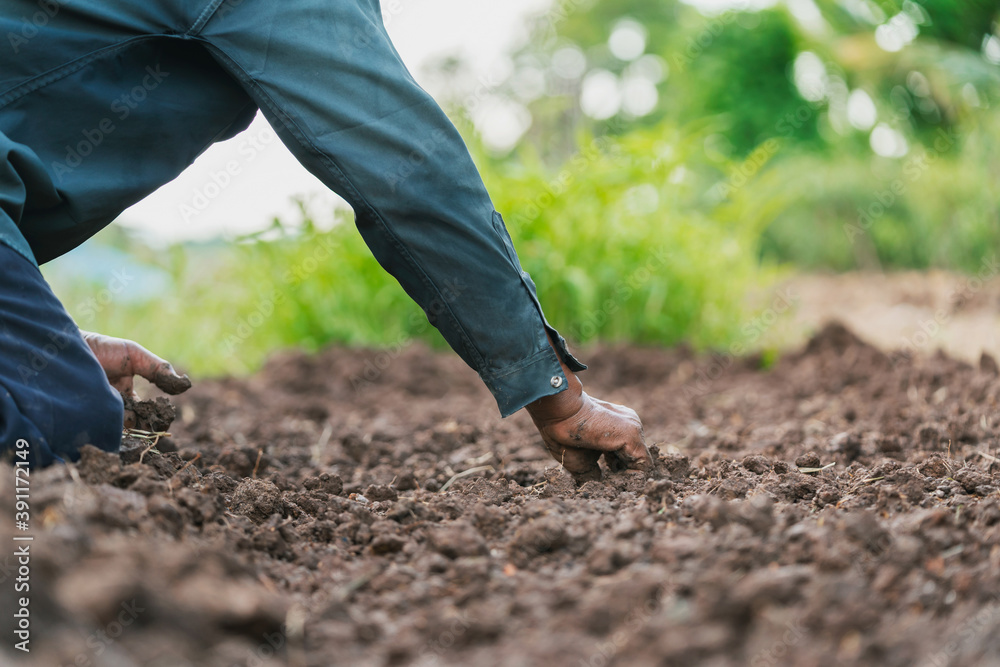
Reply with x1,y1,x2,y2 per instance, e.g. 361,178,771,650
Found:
370,534,406,555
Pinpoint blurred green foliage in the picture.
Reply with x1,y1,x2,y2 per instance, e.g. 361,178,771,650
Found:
50,121,778,376
457,0,1000,271
46,0,1000,375
760,115,1000,271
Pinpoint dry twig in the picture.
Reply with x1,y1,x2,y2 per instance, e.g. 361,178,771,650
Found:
439,465,495,492
798,462,836,474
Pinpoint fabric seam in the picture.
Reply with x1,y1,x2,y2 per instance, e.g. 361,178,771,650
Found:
0,36,162,109
188,0,229,36
480,347,559,382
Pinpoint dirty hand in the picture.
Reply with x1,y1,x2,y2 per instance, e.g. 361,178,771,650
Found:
526,342,652,482
81,331,192,398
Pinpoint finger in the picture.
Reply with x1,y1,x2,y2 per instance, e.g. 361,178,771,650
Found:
625,436,653,469
579,399,651,470
604,438,652,473
612,429,653,471
602,422,652,471
566,396,644,453
152,363,192,395
568,465,602,484
127,343,192,395
542,437,602,482
111,375,135,397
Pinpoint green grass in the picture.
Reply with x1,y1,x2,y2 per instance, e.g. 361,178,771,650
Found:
47,109,999,381
759,116,1000,273
47,122,777,377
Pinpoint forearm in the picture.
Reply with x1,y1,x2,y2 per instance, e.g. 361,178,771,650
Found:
335,109,584,415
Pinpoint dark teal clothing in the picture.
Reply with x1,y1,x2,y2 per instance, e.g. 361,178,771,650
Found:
0,0,584,463
0,244,123,467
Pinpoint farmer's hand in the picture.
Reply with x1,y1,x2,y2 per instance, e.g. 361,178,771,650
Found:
81,331,192,398
526,341,651,482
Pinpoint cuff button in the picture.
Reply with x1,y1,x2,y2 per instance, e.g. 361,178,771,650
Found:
550,376,563,388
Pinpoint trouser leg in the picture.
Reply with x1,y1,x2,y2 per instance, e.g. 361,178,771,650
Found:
0,244,123,467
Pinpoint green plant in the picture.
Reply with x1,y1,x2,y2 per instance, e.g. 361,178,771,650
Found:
47,122,778,377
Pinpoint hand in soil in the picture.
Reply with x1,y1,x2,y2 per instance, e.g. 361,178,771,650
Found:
82,331,192,398
527,343,651,482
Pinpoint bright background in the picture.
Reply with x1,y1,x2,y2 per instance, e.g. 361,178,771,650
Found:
44,0,1000,376
114,0,553,244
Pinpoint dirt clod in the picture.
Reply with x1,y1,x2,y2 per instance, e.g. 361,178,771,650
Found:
8,323,1000,666
123,395,177,432
230,478,282,523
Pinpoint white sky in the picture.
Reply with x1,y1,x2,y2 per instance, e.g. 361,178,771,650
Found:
117,0,764,244
119,0,551,244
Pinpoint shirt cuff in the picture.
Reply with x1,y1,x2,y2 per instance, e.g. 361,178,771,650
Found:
480,339,587,418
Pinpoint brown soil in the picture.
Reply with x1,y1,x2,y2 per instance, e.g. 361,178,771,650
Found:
3,323,1000,666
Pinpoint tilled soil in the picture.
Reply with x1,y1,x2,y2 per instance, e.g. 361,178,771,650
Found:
3,322,1000,667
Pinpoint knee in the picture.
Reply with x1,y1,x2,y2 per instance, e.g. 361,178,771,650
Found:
63,382,123,460
0,377,122,466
